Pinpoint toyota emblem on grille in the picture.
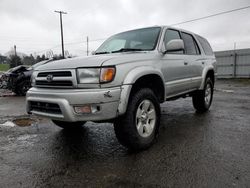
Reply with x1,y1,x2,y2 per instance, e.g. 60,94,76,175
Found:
46,74,53,82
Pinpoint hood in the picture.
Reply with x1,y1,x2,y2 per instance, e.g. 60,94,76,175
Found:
35,55,115,71
36,52,157,71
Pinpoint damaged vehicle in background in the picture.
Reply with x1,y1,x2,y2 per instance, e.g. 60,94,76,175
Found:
0,60,51,96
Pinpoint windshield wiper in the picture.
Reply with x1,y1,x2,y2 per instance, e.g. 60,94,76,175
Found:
111,48,143,53
95,48,143,55
95,51,110,55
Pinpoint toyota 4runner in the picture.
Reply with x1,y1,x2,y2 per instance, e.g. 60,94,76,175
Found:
26,26,216,150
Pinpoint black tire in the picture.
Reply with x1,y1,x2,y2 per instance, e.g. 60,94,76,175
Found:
13,87,21,96
114,88,161,151
192,77,214,112
52,120,86,129
0,80,4,89
15,79,31,96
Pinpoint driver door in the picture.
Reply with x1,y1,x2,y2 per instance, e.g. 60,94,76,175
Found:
161,29,192,97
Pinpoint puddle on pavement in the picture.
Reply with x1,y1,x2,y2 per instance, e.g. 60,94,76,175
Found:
0,117,37,127
215,88,234,93
13,118,36,127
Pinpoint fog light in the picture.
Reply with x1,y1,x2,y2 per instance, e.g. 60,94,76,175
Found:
74,105,91,114
90,105,98,113
74,105,99,114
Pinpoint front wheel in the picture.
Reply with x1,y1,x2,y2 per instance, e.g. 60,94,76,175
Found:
192,77,214,112
52,120,86,129
114,88,161,151
15,79,31,96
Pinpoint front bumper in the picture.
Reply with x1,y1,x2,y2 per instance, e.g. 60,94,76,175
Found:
26,87,121,122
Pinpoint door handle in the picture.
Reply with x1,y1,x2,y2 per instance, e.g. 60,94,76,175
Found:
201,62,205,65
184,62,188,65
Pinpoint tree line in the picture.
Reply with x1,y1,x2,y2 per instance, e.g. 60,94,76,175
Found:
7,54,64,68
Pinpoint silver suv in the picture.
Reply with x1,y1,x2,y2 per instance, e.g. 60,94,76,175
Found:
26,26,216,150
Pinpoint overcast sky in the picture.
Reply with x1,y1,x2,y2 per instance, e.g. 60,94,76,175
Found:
0,0,250,56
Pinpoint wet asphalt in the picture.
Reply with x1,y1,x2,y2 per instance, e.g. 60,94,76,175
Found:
0,79,250,188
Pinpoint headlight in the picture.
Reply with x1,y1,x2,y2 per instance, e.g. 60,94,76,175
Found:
77,67,115,84
30,72,36,86
77,68,100,84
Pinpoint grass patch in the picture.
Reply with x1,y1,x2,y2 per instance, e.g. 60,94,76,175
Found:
0,64,10,71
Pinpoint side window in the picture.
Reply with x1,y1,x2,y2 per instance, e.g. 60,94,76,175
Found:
164,29,183,54
196,35,214,56
182,32,200,55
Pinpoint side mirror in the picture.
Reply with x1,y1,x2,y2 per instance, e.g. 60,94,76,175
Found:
162,39,184,54
91,51,96,55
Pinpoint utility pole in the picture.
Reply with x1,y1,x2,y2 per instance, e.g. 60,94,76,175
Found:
14,45,17,66
54,10,67,59
14,45,17,56
86,36,89,56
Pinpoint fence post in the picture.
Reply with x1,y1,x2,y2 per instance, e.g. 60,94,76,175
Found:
233,52,237,78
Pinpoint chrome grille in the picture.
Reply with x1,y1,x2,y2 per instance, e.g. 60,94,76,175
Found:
36,80,73,87
37,71,72,77
35,70,76,88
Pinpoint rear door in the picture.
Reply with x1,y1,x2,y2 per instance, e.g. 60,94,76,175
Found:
195,35,216,76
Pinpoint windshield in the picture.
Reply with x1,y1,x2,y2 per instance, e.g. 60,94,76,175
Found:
95,27,161,54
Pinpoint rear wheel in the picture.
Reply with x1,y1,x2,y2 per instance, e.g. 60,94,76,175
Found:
52,120,86,129
192,77,214,112
114,88,161,151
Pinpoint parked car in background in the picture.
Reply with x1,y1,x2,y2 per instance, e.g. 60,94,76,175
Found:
0,60,52,95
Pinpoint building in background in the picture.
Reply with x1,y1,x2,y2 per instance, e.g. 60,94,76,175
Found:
0,55,7,64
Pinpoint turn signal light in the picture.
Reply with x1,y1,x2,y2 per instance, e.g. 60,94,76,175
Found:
100,67,116,83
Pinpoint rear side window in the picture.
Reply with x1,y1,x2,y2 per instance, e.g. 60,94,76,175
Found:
196,35,214,56
164,29,183,54
181,32,200,55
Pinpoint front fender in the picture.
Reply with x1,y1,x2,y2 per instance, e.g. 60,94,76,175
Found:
122,66,165,85
117,66,165,115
